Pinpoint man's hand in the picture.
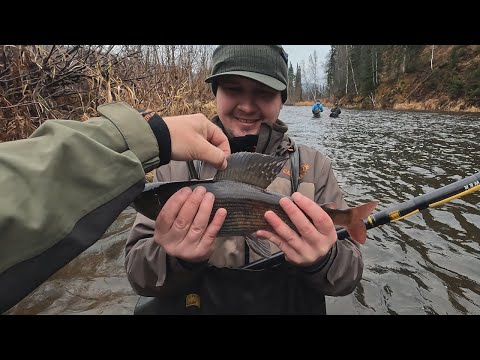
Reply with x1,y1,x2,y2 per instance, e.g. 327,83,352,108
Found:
153,186,227,263
256,192,337,267
164,113,230,170
139,110,230,170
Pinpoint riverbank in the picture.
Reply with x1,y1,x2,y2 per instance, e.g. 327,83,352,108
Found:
288,99,480,113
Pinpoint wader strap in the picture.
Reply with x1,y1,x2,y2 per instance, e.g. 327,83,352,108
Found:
187,160,201,180
289,142,300,193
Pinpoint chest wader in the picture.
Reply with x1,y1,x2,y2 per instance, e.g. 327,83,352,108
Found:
134,144,326,314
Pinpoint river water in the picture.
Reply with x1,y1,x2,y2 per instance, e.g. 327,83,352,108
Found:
7,106,480,315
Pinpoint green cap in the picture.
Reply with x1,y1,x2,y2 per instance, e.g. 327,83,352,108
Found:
205,45,289,100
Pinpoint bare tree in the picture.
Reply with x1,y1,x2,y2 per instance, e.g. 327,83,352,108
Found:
301,59,308,98
431,45,435,70
401,45,407,73
348,48,359,95
345,45,349,95
306,50,321,100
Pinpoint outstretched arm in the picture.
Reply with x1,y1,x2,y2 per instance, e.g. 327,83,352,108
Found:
0,101,229,313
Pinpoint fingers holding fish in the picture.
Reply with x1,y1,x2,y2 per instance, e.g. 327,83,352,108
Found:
181,192,226,250
201,120,231,170
263,206,323,266
175,205,226,263
172,186,207,233
279,195,319,238
153,186,224,262
183,192,215,241
255,229,302,265
256,194,337,267
197,207,227,255
289,192,337,258
291,192,337,240
266,205,303,246
155,187,193,235
257,209,303,258
165,113,230,170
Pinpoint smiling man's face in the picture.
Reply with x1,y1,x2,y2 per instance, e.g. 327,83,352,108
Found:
215,75,283,137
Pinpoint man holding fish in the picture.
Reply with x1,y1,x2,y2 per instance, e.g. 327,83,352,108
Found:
125,45,378,314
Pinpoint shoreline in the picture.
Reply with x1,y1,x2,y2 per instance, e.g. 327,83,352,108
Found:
287,100,480,114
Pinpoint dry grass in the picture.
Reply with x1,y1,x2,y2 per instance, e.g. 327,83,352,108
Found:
0,45,217,142
293,100,335,107
294,100,314,106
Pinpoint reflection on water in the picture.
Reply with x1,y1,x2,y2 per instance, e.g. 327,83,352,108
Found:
7,106,480,315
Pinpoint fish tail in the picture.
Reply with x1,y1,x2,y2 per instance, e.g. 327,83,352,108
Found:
344,201,378,244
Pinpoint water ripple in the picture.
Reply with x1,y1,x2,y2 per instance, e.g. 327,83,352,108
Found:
281,106,480,315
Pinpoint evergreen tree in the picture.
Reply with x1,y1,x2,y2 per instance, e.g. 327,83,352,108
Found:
326,45,336,96
294,64,303,101
357,45,375,95
287,62,295,103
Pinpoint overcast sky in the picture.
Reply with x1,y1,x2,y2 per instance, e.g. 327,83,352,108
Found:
282,45,330,67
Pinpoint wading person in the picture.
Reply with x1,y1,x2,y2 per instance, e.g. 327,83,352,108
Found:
125,45,365,315
330,103,341,118
312,99,323,118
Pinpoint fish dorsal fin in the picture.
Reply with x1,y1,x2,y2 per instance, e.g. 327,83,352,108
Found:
214,152,288,189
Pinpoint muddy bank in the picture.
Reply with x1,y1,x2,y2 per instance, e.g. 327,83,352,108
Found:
391,100,480,113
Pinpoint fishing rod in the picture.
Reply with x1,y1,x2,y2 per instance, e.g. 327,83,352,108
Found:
243,171,480,270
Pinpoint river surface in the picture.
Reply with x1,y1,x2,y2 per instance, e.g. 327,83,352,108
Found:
7,106,480,315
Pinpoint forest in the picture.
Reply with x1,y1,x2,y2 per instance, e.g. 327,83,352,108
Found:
290,45,480,112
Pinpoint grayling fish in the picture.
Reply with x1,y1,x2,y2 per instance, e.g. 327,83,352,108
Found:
132,152,378,244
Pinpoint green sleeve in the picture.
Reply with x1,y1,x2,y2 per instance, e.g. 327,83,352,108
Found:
0,101,160,313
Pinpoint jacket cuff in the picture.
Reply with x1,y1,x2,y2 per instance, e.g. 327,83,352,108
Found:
97,101,160,171
146,113,171,166
176,257,209,271
300,247,333,274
